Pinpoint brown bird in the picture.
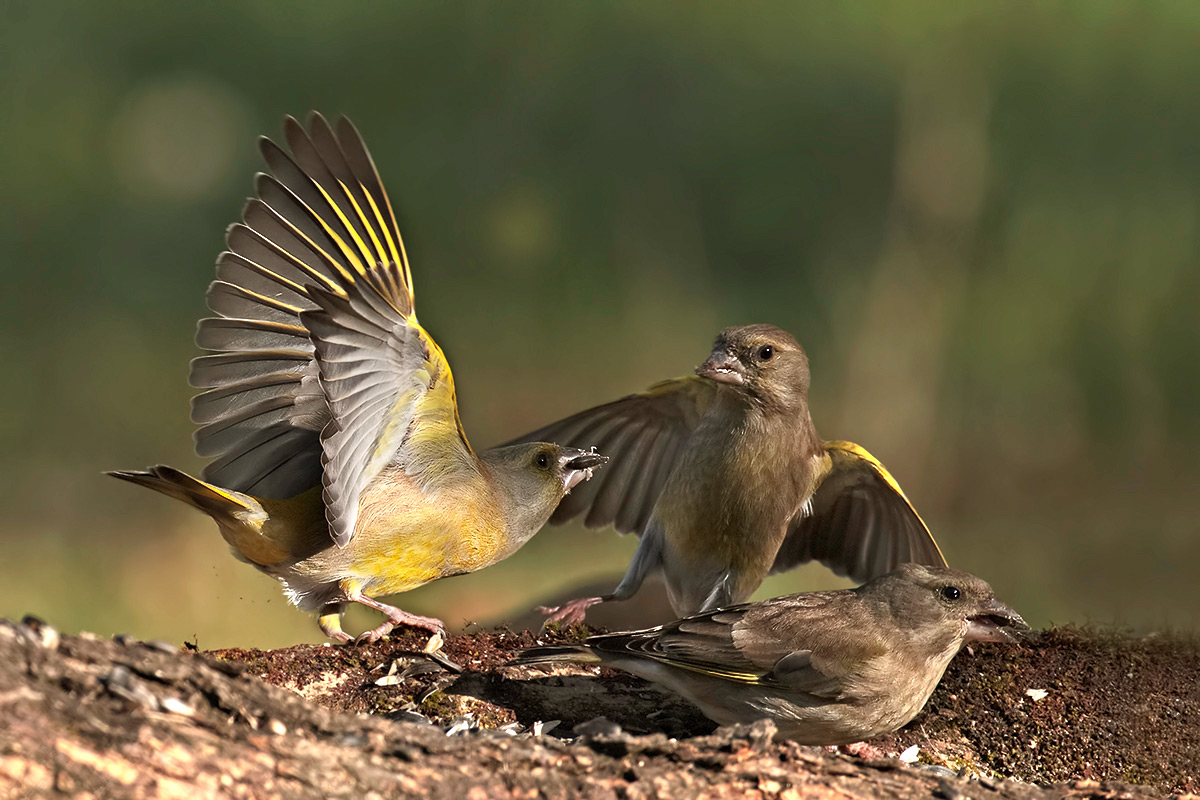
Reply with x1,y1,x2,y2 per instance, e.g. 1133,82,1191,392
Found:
507,324,946,624
108,113,607,643
513,564,1026,744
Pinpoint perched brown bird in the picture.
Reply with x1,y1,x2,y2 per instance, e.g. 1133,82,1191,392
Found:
513,564,1026,744
108,113,607,643
507,324,946,624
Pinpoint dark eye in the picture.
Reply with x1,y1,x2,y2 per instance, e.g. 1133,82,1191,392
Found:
940,585,961,602
757,345,774,361
536,452,550,469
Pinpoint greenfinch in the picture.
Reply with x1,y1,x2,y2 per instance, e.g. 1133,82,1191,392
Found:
507,324,946,624
108,113,607,643
514,564,1026,744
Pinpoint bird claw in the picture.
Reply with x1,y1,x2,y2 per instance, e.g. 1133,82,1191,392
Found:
537,596,604,628
354,621,396,645
342,592,446,644
831,741,888,760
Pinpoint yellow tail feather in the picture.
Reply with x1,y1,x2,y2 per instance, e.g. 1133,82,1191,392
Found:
106,466,292,566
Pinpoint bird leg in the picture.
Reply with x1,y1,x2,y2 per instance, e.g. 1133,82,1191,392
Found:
540,528,663,628
538,595,610,627
350,591,445,644
318,603,353,644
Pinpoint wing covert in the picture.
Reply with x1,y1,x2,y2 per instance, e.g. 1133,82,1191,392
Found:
301,275,469,547
589,592,866,697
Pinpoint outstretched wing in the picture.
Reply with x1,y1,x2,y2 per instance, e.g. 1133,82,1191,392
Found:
503,376,717,535
191,113,472,546
771,441,946,583
302,271,471,547
587,591,878,697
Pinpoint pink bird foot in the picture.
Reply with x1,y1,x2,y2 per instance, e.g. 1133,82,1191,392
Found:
537,596,605,628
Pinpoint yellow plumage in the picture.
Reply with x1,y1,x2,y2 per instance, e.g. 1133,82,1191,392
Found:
108,113,607,642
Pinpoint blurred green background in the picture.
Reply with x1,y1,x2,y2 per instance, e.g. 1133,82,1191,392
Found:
3,2,1199,648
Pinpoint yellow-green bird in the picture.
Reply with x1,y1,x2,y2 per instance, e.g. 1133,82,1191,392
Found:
514,564,1026,745
507,324,946,624
108,113,607,643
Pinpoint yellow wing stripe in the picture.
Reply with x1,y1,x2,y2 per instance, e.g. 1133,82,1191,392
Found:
824,440,945,564
360,184,407,302
222,282,306,315
349,179,409,309
220,318,309,336
310,182,369,278
654,657,766,685
312,175,415,318
263,204,357,291
368,166,415,306
336,179,390,272
242,255,328,296
825,440,909,500
244,230,344,295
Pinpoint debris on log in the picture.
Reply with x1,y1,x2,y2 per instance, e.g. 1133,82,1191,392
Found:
1,616,1196,798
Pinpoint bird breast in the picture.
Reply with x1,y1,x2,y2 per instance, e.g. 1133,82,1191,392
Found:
659,412,818,575
331,471,510,595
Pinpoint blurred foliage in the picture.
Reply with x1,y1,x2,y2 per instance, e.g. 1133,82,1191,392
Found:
2,1,1198,647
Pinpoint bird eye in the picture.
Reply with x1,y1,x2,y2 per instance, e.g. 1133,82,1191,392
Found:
536,452,550,469
940,585,962,601
757,345,773,361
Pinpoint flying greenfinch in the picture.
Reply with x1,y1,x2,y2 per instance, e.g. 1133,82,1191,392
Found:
506,324,946,624
108,113,607,643
514,564,1026,744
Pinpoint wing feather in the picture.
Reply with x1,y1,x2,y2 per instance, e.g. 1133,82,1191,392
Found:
587,592,871,697
584,419,649,529
302,271,470,547
771,441,946,583
503,376,717,536
189,112,465,535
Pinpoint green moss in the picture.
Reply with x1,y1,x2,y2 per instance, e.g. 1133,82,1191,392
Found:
418,691,457,722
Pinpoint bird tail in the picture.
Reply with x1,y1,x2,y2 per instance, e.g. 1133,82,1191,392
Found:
106,466,288,567
509,644,602,667
108,465,250,515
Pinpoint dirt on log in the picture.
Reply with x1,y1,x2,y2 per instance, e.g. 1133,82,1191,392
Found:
0,617,1197,799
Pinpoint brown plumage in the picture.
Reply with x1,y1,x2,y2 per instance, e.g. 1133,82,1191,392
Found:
506,324,946,623
513,564,1026,744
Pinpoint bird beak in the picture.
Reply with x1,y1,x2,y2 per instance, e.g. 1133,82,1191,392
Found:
559,447,608,492
965,598,1029,643
696,350,746,386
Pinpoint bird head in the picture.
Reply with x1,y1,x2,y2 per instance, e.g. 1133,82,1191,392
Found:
873,563,1028,648
695,324,810,412
481,443,608,547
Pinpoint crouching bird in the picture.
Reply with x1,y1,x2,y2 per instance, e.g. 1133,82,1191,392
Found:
108,113,607,643
506,323,947,624
513,564,1026,744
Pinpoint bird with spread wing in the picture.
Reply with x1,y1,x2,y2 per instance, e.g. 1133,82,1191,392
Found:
506,324,946,624
109,113,607,643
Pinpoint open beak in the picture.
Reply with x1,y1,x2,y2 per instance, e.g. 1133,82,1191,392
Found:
696,350,746,386
965,598,1029,643
559,447,608,492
